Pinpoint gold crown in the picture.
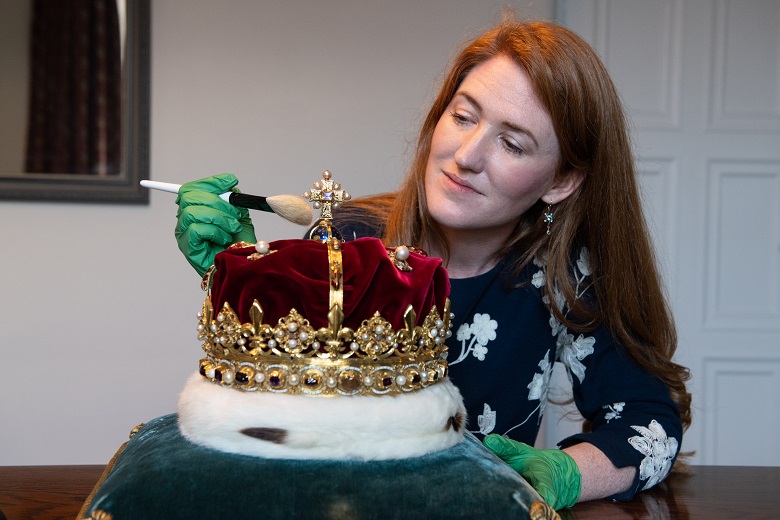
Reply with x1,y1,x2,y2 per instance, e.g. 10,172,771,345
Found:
196,295,451,396
195,171,453,396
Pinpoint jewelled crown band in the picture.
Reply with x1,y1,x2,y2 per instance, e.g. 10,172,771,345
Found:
195,171,453,396
196,292,452,396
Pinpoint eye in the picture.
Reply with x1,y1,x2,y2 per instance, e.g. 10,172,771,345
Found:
501,137,524,156
449,111,472,126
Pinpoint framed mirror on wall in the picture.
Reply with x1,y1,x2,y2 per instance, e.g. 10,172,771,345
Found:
0,0,149,204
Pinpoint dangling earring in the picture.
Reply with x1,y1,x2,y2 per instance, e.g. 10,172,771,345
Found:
543,202,554,236
542,202,555,235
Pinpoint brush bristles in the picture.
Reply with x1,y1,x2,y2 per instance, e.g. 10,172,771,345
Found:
266,195,314,226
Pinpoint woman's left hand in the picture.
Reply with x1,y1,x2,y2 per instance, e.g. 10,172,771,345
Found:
483,434,581,510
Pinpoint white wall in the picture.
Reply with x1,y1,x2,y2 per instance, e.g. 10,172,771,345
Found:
0,0,555,466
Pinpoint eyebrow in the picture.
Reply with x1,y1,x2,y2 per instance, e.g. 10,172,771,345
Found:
454,92,539,148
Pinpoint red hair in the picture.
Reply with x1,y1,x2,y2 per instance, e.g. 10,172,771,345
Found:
343,19,692,444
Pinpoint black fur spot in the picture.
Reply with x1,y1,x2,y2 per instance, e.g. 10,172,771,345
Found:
445,412,464,432
240,427,288,444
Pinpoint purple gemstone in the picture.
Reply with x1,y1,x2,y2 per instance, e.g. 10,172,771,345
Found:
269,375,281,387
382,377,393,387
214,368,223,382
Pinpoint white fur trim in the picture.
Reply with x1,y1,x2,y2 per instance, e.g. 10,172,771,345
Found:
177,373,466,460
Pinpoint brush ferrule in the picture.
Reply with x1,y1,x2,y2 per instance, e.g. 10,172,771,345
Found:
228,192,273,213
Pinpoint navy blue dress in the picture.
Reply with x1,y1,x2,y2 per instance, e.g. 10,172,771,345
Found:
332,216,682,501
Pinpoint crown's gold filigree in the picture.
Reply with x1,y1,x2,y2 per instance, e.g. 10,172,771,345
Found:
196,297,452,396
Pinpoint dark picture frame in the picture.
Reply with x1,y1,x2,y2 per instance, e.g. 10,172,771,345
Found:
0,0,150,204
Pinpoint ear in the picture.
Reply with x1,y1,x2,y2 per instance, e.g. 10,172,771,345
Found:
541,168,585,204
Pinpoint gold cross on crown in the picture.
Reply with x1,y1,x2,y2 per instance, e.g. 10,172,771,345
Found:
303,170,351,220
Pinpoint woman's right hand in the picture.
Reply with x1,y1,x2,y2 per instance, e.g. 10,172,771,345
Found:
175,173,257,276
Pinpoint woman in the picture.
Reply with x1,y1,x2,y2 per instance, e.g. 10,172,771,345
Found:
174,19,691,510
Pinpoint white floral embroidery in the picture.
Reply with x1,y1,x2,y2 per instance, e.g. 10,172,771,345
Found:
449,313,497,365
471,313,497,344
628,420,678,490
603,402,625,423
527,349,553,416
456,323,470,342
502,248,594,437
576,247,591,276
502,350,554,436
557,332,595,384
477,403,496,435
544,288,567,337
538,247,596,383
531,269,546,288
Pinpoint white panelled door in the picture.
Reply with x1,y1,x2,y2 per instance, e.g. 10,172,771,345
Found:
548,0,780,465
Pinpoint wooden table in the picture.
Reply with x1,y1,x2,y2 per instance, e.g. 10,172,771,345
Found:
0,464,778,519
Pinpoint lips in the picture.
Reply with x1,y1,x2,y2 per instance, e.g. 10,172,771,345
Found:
442,171,481,195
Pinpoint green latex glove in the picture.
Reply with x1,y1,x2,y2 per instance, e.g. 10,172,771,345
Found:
483,434,581,510
175,173,257,276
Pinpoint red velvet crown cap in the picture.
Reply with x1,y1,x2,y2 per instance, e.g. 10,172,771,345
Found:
209,238,450,330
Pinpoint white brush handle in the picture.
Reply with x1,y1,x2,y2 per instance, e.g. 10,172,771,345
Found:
140,180,230,202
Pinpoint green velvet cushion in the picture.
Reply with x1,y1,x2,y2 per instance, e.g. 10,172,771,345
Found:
81,414,551,519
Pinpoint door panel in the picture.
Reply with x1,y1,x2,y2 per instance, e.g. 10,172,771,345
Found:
551,0,780,465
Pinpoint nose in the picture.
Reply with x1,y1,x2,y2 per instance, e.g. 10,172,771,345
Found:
453,127,486,173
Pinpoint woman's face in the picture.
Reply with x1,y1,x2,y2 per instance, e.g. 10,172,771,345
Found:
425,54,577,238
